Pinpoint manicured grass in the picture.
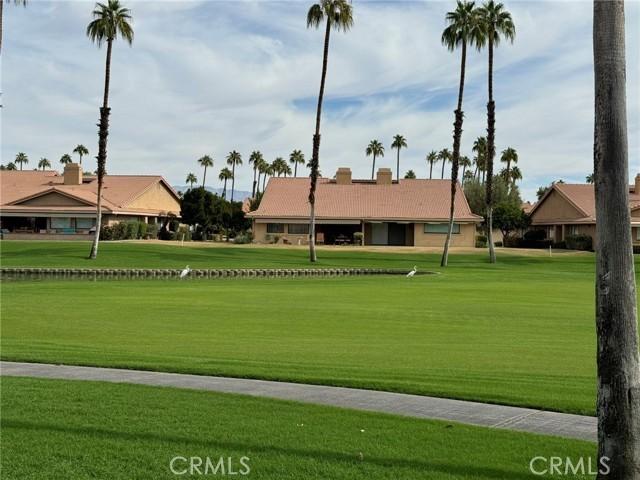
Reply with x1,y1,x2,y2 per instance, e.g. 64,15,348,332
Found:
2,249,613,415
1,377,596,479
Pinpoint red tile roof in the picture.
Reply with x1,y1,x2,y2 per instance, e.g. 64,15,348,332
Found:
248,177,481,222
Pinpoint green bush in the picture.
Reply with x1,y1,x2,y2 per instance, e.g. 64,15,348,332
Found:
475,234,487,248
175,226,192,242
100,225,114,241
353,232,364,245
125,222,139,240
112,222,127,240
138,222,148,239
233,232,253,244
146,223,158,239
565,234,593,251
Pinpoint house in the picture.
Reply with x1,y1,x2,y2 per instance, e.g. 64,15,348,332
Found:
246,167,482,246
528,174,640,244
0,164,181,240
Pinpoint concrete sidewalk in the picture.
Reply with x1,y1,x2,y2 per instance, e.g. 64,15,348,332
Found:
1,361,596,442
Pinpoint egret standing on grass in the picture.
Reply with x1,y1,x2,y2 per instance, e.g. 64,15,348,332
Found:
406,266,417,277
180,265,191,278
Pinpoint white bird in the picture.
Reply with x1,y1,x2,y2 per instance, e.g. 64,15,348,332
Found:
180,265,191,278
406,265,417,278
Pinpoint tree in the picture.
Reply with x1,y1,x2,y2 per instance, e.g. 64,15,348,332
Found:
441,0,484,267
536,186,548,200
508,165,522,187
464,176,521,220
87,0,134,260
14,152,28,170
248,151,263,198
366,140,384,179
472,136,487,182
272,157,286,177
226,150,242,202
73,144,89,165
198,155,214,189
438,148,451,179
593,1,640,476
391,134,407,181
59,153,72,165
262,163,273,192
257,158,269,194
306,0,354,262
185,172,197,189
500,146,518,183
426,150,438,179
492,202,529,239
586,173,595,184
477,0,515,264
289,149,305,177
0,0,27,54
404,170,416,179
218,167,233,199
38,157,51,170
283,164,292,177
460,155,472,182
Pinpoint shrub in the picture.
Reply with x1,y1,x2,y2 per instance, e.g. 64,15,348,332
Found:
565,234,592,251
112,222,127,240
138,222,148,239
175,225,192,242
524,229,547,241
125,221,139,240
100,225,114,241
475,234,487,248
146,223,158,239
233,232,253,244
353,232,364,246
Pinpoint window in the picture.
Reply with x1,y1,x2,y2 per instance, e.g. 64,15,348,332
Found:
569,225,578,236
51,217,72,229
76,218,94,229
424,223,459,234
288,224,309,235
266,223,285,234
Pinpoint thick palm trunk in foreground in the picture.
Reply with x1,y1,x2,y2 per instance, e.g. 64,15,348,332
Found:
89,39,113,259
593,1,640,477
485,36,496,264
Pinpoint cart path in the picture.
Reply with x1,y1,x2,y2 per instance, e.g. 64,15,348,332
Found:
1,361,596,442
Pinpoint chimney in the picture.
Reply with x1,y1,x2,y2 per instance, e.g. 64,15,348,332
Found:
376,168,392,185
635,173,640,194
63,163,83,185
335,167,352,185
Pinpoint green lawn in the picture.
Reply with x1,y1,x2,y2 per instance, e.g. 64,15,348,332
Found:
2,242,613,414
1,377,596,479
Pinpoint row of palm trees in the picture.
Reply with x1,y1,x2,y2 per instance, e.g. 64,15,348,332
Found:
362,135,408,180
9,145,90,171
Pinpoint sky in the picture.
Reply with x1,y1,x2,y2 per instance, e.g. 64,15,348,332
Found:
1,0,639,202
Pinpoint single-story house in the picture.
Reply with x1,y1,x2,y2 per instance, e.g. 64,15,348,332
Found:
246,167,482,246
0,164,181,240
529,174,640,245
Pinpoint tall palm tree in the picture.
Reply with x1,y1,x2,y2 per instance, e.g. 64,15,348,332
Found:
438,148,451,179
0,0,27,55
198,155,214,189
500,146,517,183
38,157,51,170
218,167,233,199
477,0,515,264
283,164,292,177
248,151,263,198
87,0,133,260
226,150,242,202
59,153,72,165
586,173,594,184
426,150,438,179
366,140,384,179
272,157,285,177
257,158,268,194
441,0,484,267
73,144,89,165
459,155,472,182
391,134,407,181
593,1,640,474
185,172,197,189
14,152,28,170
306,0,354,262
472,136,487,182
262,163,274,192
508,165,522,188
289,150,305,177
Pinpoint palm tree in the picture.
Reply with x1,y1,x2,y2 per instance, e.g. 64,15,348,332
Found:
593,1,640,474
0,0,27,54
257,158,268,194
306,0,354,262
289,150,305,177
59,153,72,165
404,170,416,179
283,164,292,177
262,163,274,192
500,147,517,183
366,140,384,179
509,165,522,188
4,162,17,170
198,155,214,189
438,148,451,179
38,158,51,170
441,0,484,267
185,172,197,189
73,144,89,165
477,0,515,264
14,152,28,170
472,136,487,182
391,134,407,181
460,155,472,182
87,0,134,260
426,151,438,179
248,151,263,198
586,173,594,184
272,157,285,177
218,167,233,199
226,150,242,202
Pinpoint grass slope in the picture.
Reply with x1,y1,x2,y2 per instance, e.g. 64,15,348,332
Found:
1,377,596,479
2,250,608,414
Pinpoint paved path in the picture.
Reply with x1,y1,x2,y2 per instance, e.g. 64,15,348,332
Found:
1,361,596,442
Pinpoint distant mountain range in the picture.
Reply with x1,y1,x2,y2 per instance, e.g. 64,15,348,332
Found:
172,186,252,201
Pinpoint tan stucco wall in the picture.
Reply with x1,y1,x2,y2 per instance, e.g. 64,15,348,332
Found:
530,190,583,223
126,182,181,214
413,222,476,247
19,192,87,207
252,222,308,244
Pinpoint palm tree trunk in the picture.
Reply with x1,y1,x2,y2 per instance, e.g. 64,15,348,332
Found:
89,39,113,260
371,153,376,179
485,36,496,264
294,163,298,177
396,149,400,181
429,162,433,179
461,164,467,182
593,2,640,477
442,41,467,267
230,164,236,202
223,179,227,199
251,167,257,198
441,159,445,179
308,19,331,263
262,173,266,192
202,166,207,189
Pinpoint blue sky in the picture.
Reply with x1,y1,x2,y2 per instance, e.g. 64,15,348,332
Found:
2,0,638,201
